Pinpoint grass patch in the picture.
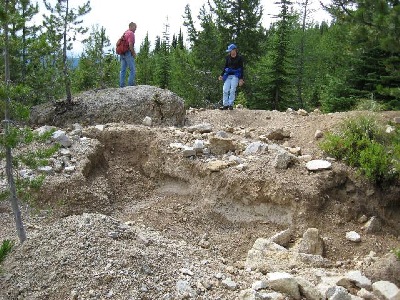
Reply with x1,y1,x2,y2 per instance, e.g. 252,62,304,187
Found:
394,248,400,261
0,240,14,264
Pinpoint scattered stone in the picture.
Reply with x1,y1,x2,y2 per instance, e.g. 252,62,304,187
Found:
372,281,400,300
296,277,324,300
295,253,331,267
206,160,230,172
346,231,361,243
180,268,194,276
252,280,268,291
245,239,287,273
315,130,324,139
52,130,73,147
287,146,301,155
142,116,152,126
386,125,395,133
362,216,382,233
208,136,236,155
297,228,324,256
169,142,186,149
298,154,313,162
297,109,309,116
267,272,301,300
243,141,268,155
187,123,213,133
274,151,297,169
35,125,57,136
269,228,292,248
358,215,368,224
64,166,76,174
215,130,229,138
228,155,243,165
337,270,372,290
364,253,400,287
306,160,332,171
286,108,294,114
266,128,291,140
326,285,352,300
176,279,195,297
222,277,237,290
182,146,196,157
239,289,257,300
95,124,105,131
37,166,54,174
357,288,376,299
313,108,322,114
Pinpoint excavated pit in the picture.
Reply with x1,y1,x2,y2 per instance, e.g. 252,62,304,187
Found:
35,123,400,263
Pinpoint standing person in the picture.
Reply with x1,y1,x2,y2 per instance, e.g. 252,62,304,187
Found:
119,22,137,87
218,43,244,110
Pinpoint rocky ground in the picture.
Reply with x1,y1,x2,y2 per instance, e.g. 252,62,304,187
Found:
0,87,399,300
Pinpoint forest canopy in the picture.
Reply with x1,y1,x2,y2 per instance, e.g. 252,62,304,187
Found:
0,0,399,112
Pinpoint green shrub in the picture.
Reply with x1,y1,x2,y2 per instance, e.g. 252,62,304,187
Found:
355,99,384,112
359,142,395,183
0,240,14,264
16,144,60,169
319,133,348,160
319,115,400,185
235,91,248,108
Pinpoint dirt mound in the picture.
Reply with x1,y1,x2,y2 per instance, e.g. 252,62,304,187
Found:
1,105,399,299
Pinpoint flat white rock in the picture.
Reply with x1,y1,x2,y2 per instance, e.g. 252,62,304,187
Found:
306,160,332,171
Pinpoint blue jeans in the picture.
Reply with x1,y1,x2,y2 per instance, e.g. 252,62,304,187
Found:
119,52,136,87
222,75,239,106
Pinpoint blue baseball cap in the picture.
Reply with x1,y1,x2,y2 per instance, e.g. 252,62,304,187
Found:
226,43,237,52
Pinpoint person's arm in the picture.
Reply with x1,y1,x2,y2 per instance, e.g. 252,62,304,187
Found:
218,56,228,80
238,56,244,86
129,42,136,57
128,32,136,57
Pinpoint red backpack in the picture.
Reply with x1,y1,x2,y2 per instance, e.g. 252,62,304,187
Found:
116,32,129,55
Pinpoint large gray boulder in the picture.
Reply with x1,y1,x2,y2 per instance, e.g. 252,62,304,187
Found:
30,85,186,127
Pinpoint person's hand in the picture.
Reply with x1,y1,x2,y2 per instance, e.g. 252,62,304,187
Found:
218,76,223,81
239,79,244,86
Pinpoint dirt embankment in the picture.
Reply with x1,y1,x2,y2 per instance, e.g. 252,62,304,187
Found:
1,106,399,300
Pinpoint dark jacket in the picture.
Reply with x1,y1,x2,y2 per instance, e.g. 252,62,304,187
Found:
221,54,244,81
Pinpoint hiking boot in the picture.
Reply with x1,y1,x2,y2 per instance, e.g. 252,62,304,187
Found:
219,105,228,110
228,105,233,110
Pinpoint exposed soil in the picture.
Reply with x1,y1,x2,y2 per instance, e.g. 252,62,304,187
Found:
0,107,399,299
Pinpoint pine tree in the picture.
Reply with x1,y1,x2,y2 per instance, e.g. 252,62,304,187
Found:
73,25,116,91
266,0,297,110
1,0,26,243
183,4,198,46
210,0,266,62
42,0,91,105
136,33,153,85
326,0,400,107
1,0,39,83
153,21,171,89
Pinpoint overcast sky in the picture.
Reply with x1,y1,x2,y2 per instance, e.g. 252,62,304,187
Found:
37,0,332,55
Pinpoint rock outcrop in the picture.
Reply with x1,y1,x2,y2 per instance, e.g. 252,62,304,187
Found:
30,85,186,127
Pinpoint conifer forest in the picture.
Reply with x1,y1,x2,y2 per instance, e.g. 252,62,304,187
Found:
1,0,400,112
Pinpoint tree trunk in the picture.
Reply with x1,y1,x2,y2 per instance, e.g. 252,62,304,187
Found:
297,0,309,109
5,143,26,243
63,0,72,104
3,0,27,244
